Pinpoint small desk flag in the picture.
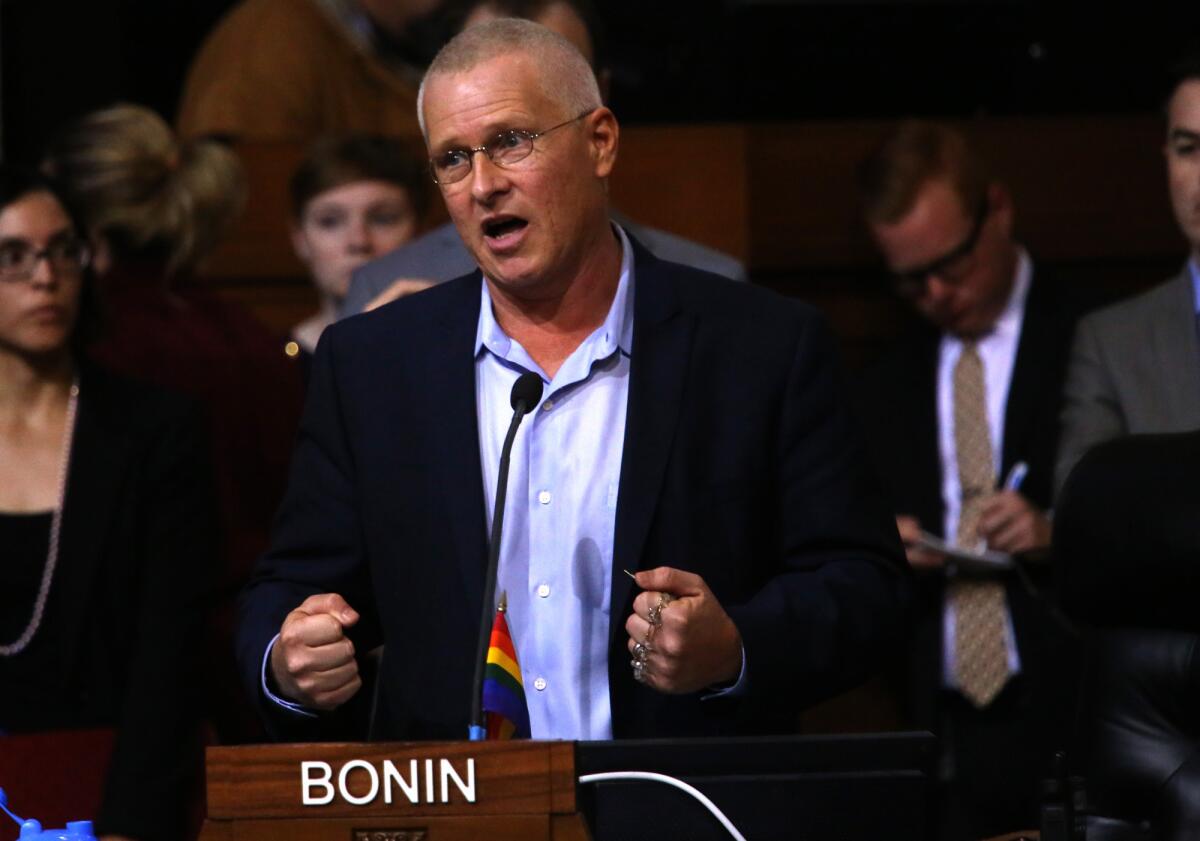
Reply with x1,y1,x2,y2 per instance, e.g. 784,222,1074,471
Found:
481,592,531,739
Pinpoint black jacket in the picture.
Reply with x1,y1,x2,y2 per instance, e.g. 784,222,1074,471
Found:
18,366,216,841
239,240,911,741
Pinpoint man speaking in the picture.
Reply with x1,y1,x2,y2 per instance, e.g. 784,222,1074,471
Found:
237,18,910,741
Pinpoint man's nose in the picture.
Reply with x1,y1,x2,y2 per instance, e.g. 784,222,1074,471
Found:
469,152,510,203
916,273,955,309
922,273,954,305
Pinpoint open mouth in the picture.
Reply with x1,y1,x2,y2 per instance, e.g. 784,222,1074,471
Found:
483,216,528,240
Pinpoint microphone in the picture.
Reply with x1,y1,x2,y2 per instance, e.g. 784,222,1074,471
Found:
469,371,544,740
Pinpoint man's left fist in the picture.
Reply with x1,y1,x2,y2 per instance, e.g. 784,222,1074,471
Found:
624,566,743,694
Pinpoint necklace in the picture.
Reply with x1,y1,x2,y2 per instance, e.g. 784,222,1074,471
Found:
0,378,80,657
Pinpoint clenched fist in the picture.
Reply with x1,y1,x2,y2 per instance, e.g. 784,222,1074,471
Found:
270,592,362,710
624,567,743,694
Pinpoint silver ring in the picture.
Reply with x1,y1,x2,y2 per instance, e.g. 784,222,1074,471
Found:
648,593,673,627
631,659,646,683
632,641,649,662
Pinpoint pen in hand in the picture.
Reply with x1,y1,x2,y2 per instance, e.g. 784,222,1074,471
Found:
1002,461,1028,493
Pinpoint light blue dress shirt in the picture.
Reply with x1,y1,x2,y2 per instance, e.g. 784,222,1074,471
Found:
1189,258,1200,313
259,229,633,729
263,225,740,729
475,226,635,740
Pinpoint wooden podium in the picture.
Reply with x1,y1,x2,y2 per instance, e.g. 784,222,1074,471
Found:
199,741,591,841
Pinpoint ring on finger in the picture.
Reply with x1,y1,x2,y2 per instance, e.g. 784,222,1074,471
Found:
643,623,656,646
648,593,673,627
632,641,650,662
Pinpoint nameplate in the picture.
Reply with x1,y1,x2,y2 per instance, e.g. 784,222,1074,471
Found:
206,741,577,819
300,758,476,806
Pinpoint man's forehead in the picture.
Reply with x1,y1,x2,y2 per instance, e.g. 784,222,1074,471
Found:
897,179,972,229
870,180,973,264
423,56,554,144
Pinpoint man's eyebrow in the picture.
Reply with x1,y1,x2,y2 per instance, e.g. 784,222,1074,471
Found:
1168,127,1200,142
434,121,527,152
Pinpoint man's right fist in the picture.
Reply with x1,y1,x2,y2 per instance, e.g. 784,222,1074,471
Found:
270,592,362,710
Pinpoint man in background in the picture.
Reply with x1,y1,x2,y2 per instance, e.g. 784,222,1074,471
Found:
1056,50,1200,493
856,121,1081,840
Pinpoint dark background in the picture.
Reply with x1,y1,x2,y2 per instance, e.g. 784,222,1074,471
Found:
4,0,1200,164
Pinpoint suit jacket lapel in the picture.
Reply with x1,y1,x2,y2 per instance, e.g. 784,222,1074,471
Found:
1002,276,1053,477
610,243,694,642
427,274,491,617
54,373,130,682
1157,269,1200,423
909,331,944,533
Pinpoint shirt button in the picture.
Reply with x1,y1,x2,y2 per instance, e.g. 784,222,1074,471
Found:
533,677,547,691
542,399,554,411
537,490,551,505
536,583,551,598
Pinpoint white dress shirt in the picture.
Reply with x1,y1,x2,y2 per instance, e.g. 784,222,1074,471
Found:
938,249,1032,687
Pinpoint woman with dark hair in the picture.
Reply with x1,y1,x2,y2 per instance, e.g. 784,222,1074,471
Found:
0,165,213,841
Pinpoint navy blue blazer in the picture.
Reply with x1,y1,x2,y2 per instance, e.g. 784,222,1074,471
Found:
238,240,910,740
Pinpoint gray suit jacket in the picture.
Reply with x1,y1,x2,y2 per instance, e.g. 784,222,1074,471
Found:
339,213,747,317
1056,267,1200,493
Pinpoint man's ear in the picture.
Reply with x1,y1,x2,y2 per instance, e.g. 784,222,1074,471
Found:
587,107,619,179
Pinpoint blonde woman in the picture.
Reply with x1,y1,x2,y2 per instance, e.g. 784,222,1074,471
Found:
44,104,303,742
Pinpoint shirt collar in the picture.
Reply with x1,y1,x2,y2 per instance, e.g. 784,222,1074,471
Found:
474,223,636,361
1189,258,1200,315
982,246,1032,345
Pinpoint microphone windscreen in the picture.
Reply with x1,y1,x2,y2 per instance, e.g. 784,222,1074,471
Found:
510,371,544,411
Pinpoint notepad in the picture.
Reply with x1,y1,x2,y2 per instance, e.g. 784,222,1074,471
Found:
917,530,1014,572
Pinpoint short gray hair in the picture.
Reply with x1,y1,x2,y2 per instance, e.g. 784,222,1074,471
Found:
417,18,602,140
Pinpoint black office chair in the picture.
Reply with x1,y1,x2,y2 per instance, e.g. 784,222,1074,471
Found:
1055,431,1200,841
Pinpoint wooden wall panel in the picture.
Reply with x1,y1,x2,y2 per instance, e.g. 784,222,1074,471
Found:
196,117,1189,355
745,115,1182,272
609,123,749,261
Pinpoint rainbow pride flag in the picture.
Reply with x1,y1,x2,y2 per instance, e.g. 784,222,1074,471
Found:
481,592,531,739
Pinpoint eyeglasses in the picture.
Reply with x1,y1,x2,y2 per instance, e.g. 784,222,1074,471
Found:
892,199,989,298
0,238,91,283
428,109,595,186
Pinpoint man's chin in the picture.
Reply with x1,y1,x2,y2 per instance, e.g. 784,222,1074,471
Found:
934,312,981,339
480,263,540,294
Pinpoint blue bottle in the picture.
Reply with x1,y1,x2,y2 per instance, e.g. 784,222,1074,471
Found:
0,788,95,841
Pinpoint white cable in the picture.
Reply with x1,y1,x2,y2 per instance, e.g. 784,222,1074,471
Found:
577,771,748,841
